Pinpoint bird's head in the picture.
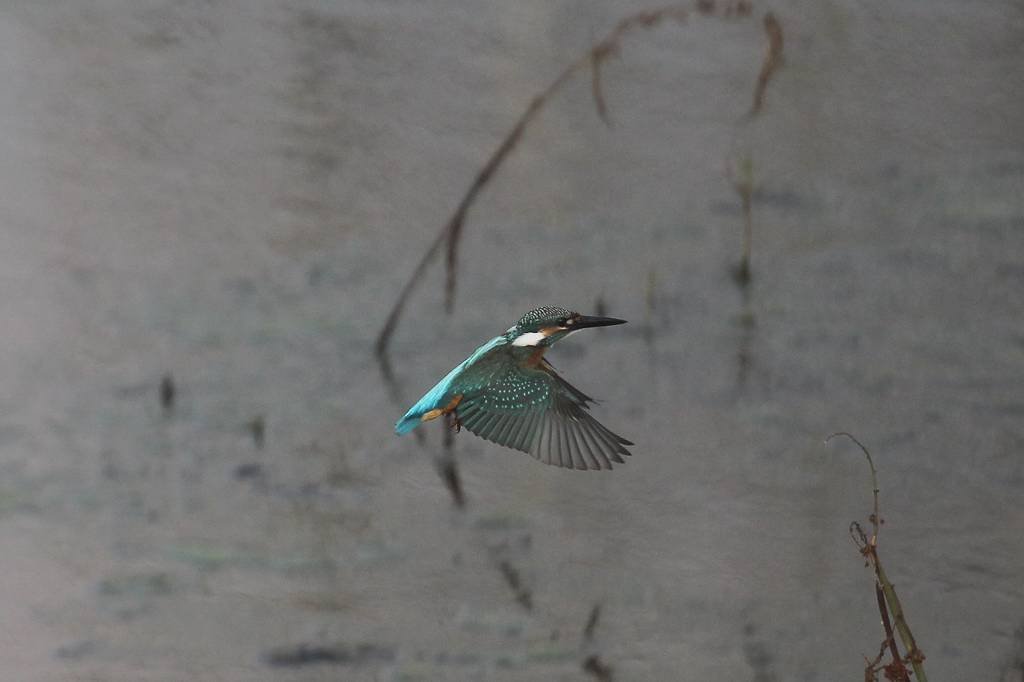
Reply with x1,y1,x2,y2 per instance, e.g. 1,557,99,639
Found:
507,306,627,348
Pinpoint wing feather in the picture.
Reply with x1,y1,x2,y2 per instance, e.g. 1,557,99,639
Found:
545,416,561,468
592,418,633,454
455,345,632,470
580,424,612,470
566,417,586,470
542,418,556,467
572,417,598,461
458,403,481,424
574,422,600,470
522,410,542,455
561,419,575,469
508,410,531,454
566,419,588,470
498,415,516,446
477,412,501,442
461,407,485,431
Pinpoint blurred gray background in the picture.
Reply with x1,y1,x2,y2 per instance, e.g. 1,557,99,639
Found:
1,1,1022,680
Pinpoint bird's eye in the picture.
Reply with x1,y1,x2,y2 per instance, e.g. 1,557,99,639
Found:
563,318,573,326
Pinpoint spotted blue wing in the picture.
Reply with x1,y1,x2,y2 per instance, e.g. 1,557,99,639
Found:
457,352,632,470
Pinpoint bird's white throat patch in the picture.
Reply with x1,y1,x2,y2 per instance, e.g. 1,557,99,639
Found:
512,331,548,347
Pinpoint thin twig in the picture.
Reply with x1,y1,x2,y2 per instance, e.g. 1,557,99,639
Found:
749,12,783,116
374,231,447,357
591,45,614,127
875,584,909,681
583,603,602,642
876,559,926,679
826,432,880,544
864,633,893,682
374,1,777,358
727,155,755,285
580,603,612,680
826,432,927,682
497,559,533,611
439,413,465,507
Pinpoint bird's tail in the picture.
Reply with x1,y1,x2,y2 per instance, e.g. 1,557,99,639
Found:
394,412,422,435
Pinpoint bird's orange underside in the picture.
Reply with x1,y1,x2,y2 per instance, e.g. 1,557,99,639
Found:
525,346,547,367
523,326,560,366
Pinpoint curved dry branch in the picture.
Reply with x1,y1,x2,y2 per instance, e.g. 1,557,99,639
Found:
750,12,783,116
375,1,778,358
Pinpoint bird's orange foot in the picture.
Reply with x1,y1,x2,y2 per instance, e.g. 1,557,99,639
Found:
443,409,462,433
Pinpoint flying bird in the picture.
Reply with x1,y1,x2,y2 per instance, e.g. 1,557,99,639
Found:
395,306,632,470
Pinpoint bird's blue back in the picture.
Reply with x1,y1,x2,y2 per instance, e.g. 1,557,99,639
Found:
394,335,508,435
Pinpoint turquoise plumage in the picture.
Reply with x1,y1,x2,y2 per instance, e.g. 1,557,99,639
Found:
395,306,632,470
394,334,508,435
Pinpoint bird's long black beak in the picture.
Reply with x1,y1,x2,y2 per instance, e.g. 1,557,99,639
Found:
572,315,627,329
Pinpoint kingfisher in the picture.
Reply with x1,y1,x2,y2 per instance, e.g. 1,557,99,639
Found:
395,306,633,470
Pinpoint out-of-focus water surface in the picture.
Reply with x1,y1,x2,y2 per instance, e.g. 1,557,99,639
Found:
1,1,1022,680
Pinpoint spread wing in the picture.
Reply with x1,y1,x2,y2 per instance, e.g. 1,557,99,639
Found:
454,348,632,470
